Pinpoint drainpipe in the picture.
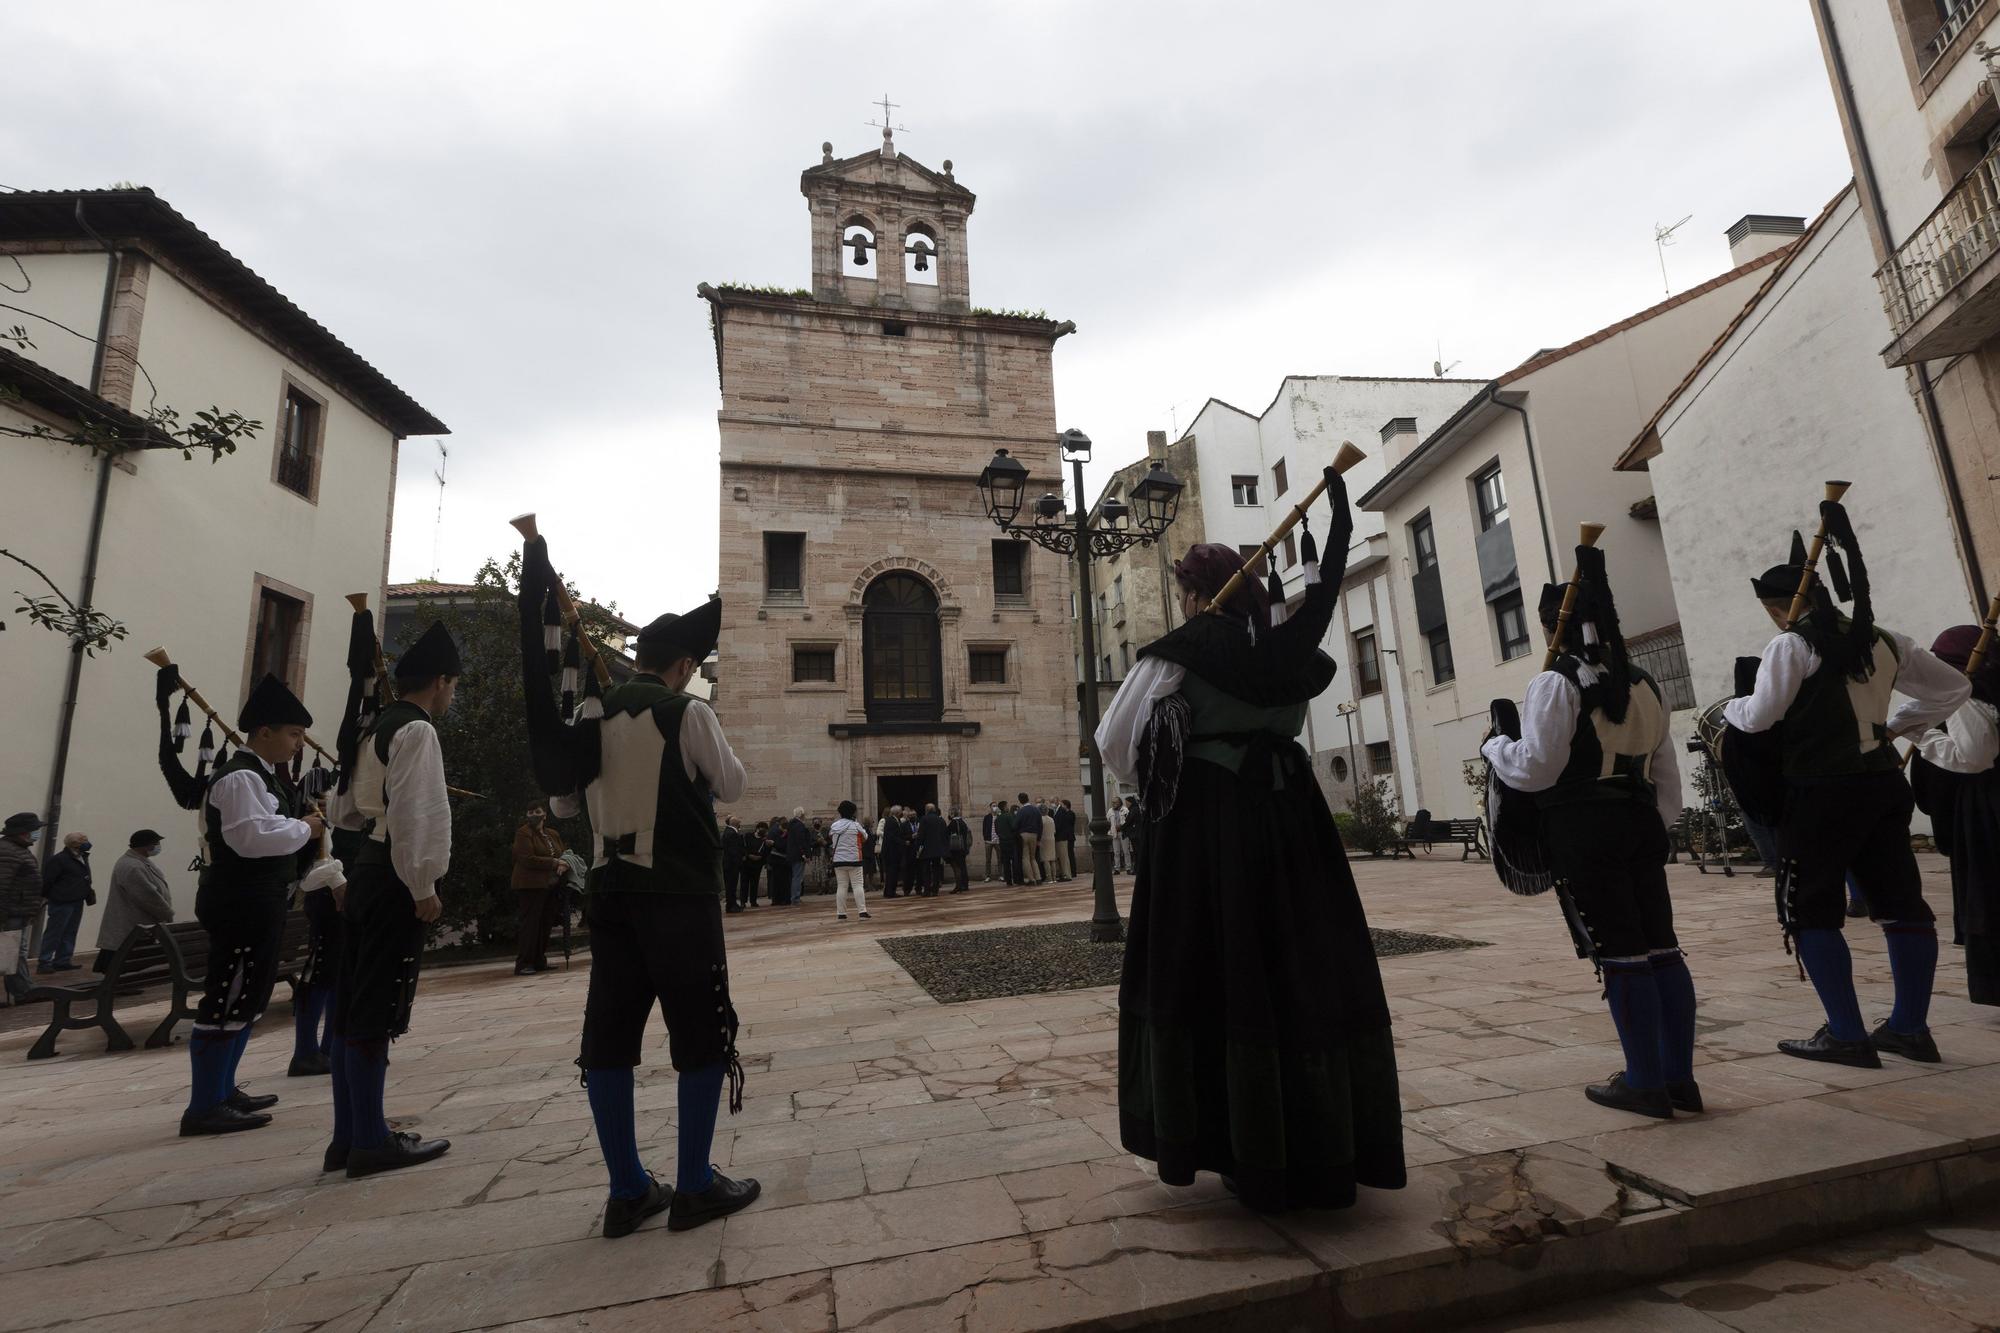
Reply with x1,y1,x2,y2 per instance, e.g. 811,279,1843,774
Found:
1490,393,1558,584
1817,0,1988,607
39,201,123,888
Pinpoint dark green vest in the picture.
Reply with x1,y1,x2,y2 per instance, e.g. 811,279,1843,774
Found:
588,678,722,897
1181,671,1308,777
356,700,432,867
202,750,303,892
1781,624,1901,781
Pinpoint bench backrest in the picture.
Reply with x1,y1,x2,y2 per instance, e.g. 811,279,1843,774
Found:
1442,819,1481,838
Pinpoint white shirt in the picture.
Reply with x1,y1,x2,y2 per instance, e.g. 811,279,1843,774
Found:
829,817,865,864
1095,656,1185,787
207,753,313,860
550,697,746,818
1722,629,1969,738
361,718,452,901
1916,698,2000,774
1480,663,1683,833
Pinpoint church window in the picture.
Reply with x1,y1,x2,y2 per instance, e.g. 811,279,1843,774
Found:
764,532,804,601
863,573,942,722
905,225,938,286
992,540,1027,601
843,222,877,278
969,647,1008,684
792,646,836,683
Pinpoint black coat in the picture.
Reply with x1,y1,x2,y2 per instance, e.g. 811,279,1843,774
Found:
786,818,812,863
918,811,947,858
1053,806,1076,840
1015,803,1043,836
982,812,996,841
721,824,744,866
42,849,94,905
947,817,973,856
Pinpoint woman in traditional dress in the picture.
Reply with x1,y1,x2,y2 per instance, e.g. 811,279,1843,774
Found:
1911,624,2000,1006
1096,464,1404,1213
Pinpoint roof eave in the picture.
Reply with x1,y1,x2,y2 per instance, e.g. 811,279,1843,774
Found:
1356,382,1507,511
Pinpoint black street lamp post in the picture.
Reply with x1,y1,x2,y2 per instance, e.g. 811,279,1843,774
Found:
978,430,1183,943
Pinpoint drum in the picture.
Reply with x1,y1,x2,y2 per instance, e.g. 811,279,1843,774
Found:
1692,693,1784,828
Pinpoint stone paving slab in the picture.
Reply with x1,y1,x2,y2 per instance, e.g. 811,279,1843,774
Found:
2,854,1997,1331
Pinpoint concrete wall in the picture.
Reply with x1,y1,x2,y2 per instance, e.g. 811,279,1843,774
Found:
1646,191,1971,709
1,252,403,951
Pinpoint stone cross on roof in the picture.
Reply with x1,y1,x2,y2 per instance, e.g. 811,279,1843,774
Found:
865,93,907,156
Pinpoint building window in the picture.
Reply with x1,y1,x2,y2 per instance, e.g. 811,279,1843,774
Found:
1111,573,1124,609
863,572,941,721
1282,532,1298,569
1271,458,1288,498
792,646,836,683
968,647,1008,684
992,540,1027,600
1427,626,1456,684
1353,630,1382,696
1231,475,1260,506
1494,589,1531,660
1410,513,1438,571
764,533,804,600
1332,755,1350,782
1118,641,1131,675
1368,741,1393,776
1101,652,1115,680
251,583,306,690
1236,544,1266,576
274,382,322,500
1474,464,1509,532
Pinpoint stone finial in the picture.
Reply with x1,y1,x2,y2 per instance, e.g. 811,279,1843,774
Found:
881,125,895,157
822,141,834,163
943,159,954,180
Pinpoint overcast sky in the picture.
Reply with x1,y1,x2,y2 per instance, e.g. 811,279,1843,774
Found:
4,3,1852,618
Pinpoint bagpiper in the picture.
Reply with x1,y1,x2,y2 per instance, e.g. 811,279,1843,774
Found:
1910,622,2000,1006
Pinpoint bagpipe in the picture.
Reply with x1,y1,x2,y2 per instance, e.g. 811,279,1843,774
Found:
511,512,613,799
1485,522,1603,897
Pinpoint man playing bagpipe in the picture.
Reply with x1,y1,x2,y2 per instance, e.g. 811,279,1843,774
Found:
321,621,458,1178
1481,541,1694,1120
1725,503,1968,1067
1910,622,2000,1007
516,532,760,1240
180,675,334,1136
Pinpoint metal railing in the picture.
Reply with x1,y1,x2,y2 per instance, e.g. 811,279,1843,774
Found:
1877,135,2000,338
275,443,314,496
1923,0,1989,74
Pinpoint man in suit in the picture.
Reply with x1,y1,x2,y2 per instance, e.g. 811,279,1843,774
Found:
1014,794,1044,884
995,801,1019,886
720,816,745,913
946,809,973,894
916,804,947,896
1051,799,1077,882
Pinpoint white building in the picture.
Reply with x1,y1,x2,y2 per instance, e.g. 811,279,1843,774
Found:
1,188,446,951
1170,375,1486,813
1359,240,1789,819
1618,186,1973,714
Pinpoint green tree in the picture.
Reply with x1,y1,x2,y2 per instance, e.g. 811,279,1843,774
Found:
1345,776,1402,857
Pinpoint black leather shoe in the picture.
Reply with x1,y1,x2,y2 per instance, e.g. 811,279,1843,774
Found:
1666,1079,1704,1113
603,1176,673,1238
1846,900,1870,918
288,1053,330,1078
1583,1072,1673,1119
1778,1025,1882,1068
323,1141,349,1173
180,1104,273,1136
667,1169,761,1231
226,1088,279,1113
1870,1021,1942,1064
346,1130,451,1179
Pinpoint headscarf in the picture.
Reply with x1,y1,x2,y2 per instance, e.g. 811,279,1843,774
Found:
1933,624,1998,705
1171,543,1270,634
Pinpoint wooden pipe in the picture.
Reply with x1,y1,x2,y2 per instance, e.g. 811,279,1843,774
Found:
1783,480,1853,629
1209,440,1367,615
511,512,614,687
1541,522,1606,672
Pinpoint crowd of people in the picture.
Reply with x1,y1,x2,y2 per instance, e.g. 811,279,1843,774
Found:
713,792,1140,920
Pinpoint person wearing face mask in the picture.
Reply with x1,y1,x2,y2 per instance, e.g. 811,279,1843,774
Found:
95,829,176,973
511,804,568,974
1,813,44,1002
38,831,96,973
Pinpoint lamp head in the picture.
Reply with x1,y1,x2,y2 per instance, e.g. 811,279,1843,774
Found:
1130,459,1185,535
977,448,1030,527
1058,428,1092,462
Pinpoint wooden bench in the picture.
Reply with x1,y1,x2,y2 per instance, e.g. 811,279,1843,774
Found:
1441,818,1487,860
26,911,312,1060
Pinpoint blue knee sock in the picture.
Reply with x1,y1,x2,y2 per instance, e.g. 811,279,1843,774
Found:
187,1026,234,1114
1794,928,1868,1041
1882,923,1939,1035
223,1024,254,1094
585,1067,649,1200
327,1035,352,1149
293,986,329,1063
1601,960,1665,1090
1650,952,1698,1086
676,1063,726,1194
346,1039,390,1149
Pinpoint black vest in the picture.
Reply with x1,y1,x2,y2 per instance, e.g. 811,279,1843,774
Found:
202,750,304,892
1539,660,1666,808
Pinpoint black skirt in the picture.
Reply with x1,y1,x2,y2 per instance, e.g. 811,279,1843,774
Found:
1120,754,1406,1212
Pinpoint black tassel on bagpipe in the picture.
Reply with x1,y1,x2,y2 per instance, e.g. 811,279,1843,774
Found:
1264,567,1287,625
155,664,207,810
338,601,383,794
1299,515,1319,571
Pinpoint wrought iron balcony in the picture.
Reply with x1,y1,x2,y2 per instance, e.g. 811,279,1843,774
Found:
1876,136,2000,363
1922,0,1989,75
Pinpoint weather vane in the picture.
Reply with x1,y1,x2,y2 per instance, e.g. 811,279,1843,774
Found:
866,93,908,141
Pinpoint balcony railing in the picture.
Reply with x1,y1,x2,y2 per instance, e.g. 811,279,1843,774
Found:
1922,0,1989,74
1877,136,2000,340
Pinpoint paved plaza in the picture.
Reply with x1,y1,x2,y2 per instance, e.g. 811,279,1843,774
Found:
2,852,1997,1331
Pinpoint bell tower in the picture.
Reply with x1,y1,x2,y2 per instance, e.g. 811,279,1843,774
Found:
802,125,973,312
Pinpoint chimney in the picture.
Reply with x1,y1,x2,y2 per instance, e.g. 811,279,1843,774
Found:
1726,214,1805,267
1146,430,1167,453
1378,416,1418,466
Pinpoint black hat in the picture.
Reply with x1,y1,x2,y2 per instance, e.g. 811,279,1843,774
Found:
238,674,314,731
129,828,164,848
1751,564,1805,601
3,812,42,835
637,596,721,666
396,620,463,681
1536,582,1565,629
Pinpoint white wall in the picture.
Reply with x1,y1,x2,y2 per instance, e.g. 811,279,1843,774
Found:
1,254,405,949
1647,192,1970,712
4,253,109,388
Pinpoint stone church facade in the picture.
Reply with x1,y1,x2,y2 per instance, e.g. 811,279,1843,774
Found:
702,132,1080,821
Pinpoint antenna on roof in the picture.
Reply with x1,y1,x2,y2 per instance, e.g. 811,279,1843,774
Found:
1434,340,1460,378
1654,214,1692,297
430,441,448,581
